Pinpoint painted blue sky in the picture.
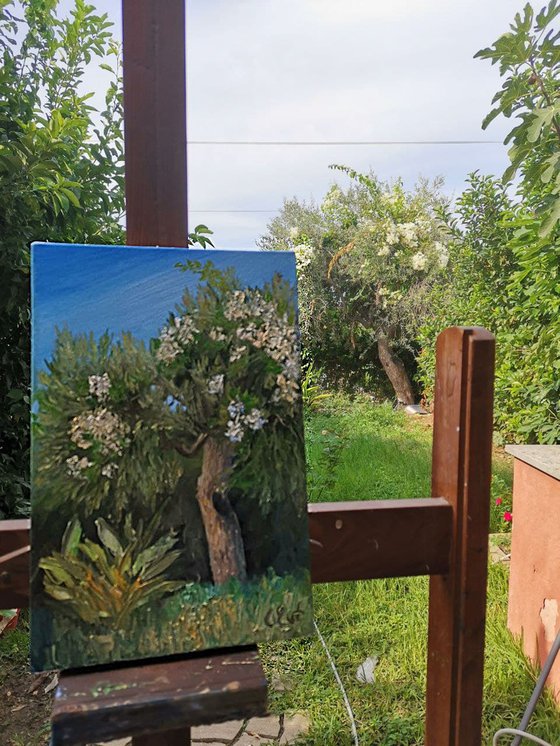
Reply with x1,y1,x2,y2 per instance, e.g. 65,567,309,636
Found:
32,243,297,382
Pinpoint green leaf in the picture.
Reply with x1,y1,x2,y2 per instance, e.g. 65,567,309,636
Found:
95,518,124,557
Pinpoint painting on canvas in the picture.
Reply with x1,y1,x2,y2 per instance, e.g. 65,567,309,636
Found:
31,243,313,670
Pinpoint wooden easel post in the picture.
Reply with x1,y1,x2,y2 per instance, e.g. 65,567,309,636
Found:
426,327,495,745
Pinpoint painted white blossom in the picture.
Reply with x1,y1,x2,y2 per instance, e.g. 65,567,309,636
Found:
101,463,119,479
225,419,245,442
227,400,245,419
244,408,268,431
229,345,247,363
207,373,225,395
224,290,249,321
69,408,130,456
377,245,390,257
66,454,92,478
209,327,227,341
289,226,299,239
225,400,246,442
157,314,198,363
411,252,428,271
88,373,111,401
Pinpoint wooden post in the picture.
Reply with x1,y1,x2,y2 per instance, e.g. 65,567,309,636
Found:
425,327,495,746
122,0,188,246
122,2,190,743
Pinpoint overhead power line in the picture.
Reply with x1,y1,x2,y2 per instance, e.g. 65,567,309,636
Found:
190,209,279,213
188,139,503,146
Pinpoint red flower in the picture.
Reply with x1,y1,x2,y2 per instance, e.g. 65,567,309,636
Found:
495,497,503,506
503,511,512,522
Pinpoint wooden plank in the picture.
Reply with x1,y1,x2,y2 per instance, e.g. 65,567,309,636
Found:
0,519,30,607
425,327,495,746
0,498,453,607
122,0,188,246
309,498,452,583
51,648,267,746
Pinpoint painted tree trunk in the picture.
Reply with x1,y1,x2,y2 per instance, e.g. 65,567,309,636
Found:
196,437,247,584
377,335,415,405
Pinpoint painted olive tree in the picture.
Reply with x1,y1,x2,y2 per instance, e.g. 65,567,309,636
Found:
34,261,303,585
259,167,450,403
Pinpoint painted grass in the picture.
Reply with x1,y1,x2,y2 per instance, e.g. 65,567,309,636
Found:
40,571,312,669
260,395,559,745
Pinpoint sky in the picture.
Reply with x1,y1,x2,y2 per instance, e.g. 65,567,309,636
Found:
58,0,520,248
31,243,297,377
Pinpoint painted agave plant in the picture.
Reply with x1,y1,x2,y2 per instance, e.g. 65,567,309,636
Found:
39,517,183,629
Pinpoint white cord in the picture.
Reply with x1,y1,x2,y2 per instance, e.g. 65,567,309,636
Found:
313,619,360,746
493,727,553,746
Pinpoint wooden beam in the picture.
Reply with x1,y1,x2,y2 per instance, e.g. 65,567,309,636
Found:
0,519,30,608
122,0,188,246
51,648,267,746
425,327,495,746
0,497,454,608
309,498,452,583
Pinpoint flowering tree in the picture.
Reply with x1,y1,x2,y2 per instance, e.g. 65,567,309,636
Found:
35,261,303,585
259,167,449,403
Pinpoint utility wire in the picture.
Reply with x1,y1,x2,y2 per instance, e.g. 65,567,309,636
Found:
188,139,502,145
314,620,360,746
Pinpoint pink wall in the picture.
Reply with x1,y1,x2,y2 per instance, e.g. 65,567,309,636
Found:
507,458,560,701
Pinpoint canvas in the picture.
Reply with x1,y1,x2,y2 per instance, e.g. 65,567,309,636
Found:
30,243,313,671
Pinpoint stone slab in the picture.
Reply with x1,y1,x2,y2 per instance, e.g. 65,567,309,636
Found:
505,445,560,481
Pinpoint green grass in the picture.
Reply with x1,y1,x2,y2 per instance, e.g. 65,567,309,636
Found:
260,395,559,745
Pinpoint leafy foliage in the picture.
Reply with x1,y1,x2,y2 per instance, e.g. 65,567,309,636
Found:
39,516,183,629
0,0,124,518
476,0,560,234
419,2,560,443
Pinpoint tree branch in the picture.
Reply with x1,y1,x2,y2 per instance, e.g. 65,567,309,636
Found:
174,432,207,457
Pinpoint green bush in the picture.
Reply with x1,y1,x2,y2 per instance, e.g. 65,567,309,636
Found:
0,1,124,517
418,2,560,444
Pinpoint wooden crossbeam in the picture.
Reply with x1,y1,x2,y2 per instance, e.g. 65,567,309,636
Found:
0,498,454,609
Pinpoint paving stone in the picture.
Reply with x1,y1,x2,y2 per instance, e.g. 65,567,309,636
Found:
279,713,311,744
191,718,245,741
245,715,281,738
235,734,275,745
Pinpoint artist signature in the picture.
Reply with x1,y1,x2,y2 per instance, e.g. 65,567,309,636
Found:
264,603,305,629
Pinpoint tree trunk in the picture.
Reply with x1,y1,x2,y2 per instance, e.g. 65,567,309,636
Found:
377,335,416,406
195,437,247,584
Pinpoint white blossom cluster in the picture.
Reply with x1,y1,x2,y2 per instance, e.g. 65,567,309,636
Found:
224,400,268,443
88,373,111,401
434,241,449,268
411,252,428,271
65,454,92,478
207,373,224,395
228,288,300,406
385,221,419,248
293,243,315,271
156,314,198,364
209,327,227,341
69,408,130,457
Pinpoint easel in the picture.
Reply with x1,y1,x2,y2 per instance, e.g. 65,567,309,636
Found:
0,1,495,743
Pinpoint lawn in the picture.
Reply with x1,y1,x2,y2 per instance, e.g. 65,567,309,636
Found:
260,395,560,745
